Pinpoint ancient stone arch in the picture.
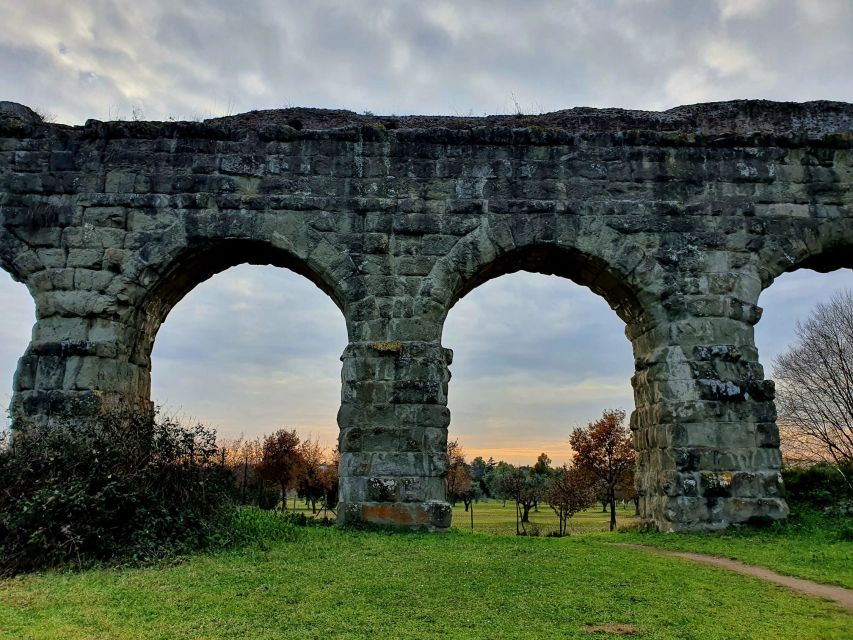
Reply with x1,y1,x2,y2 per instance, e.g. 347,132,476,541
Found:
1,99,851,531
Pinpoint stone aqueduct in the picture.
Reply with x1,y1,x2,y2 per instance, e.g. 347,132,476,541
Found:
0,100,851,532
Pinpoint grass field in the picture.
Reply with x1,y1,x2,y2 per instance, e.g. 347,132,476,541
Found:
618,508,853,590
1,505,851,639
284,497,638,536
247,499,853,589
448,499,638,535
448,500,853,591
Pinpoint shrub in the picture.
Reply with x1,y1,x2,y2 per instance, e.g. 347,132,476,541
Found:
782,462,853,508
0,404,235,575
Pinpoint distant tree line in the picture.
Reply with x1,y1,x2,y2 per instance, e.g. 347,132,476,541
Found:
446,408,637,535
221,428,340,515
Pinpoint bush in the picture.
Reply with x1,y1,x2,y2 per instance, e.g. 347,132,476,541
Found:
0,404,235,575
782,462,853,508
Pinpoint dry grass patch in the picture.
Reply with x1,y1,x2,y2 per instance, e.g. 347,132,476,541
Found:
582,624,638,634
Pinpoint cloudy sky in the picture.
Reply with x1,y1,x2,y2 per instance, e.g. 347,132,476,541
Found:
1,0,851,462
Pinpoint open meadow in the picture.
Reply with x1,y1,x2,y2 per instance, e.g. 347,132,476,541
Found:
448,499,638,535
448,501,853,590
1,504,850,640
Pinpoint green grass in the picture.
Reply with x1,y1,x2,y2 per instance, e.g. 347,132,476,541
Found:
446,500,852,591
617,507,853,590
448,499,638,535
0,508,850,639
280,497,637,536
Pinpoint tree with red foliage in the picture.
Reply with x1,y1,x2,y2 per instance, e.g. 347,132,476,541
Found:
545,465,596,536
446,439,473,506
569,409,635,531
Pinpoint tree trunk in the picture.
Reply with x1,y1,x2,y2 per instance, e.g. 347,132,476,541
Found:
241,456,249,503
521,502,532,523
609,488,617,531
515,501,520,535
633,495,640,516
280,482,287,510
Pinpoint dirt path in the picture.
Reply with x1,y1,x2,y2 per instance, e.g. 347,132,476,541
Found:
616,544,853,612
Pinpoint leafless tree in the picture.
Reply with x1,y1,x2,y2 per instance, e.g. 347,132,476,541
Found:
221,436,264,501
773,289,853,490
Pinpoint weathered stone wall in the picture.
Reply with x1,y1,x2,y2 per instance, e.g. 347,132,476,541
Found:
1,99,851,531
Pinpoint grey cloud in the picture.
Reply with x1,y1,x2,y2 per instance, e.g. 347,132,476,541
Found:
150,265,346,441
444,273,636,454
1,0,852,458
756,268,853,370
444,274,634,380
3,0,852,124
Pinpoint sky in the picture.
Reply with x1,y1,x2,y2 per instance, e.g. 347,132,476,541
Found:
1,0,851,463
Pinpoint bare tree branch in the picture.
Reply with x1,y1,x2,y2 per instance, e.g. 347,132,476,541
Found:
773,289,853,490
